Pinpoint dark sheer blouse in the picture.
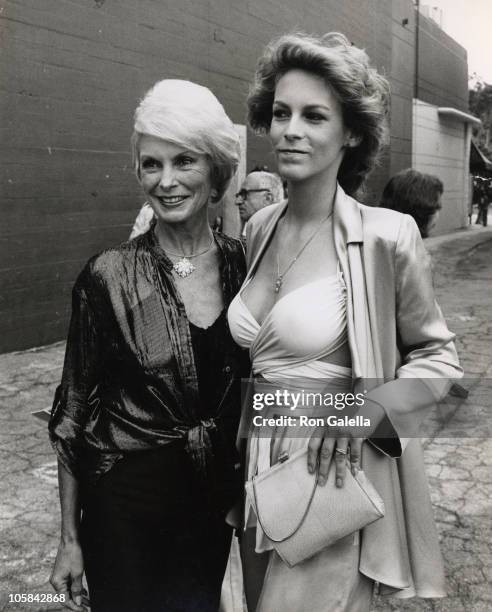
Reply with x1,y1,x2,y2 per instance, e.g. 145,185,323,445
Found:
49,229,248,487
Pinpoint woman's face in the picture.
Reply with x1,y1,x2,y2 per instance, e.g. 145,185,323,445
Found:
138,135,213,225
270,69,351,186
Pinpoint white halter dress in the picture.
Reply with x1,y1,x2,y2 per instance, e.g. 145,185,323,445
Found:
228,266,352,552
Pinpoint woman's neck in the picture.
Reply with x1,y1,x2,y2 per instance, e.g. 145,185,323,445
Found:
154,213,213,256
285,174,338,225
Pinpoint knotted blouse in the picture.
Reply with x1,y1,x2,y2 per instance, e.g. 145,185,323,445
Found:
49,229,249,494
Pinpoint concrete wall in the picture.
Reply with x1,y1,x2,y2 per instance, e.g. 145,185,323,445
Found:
1,1,470,352
417,11,469,112
412,100,469,233
1,0,394,352
388,0,415,176
387,4,469,234
220,124,246,238
387,2,469,180
410,11,470,235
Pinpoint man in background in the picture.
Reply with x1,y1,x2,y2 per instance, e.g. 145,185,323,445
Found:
235,169,284,237
475,177,491,227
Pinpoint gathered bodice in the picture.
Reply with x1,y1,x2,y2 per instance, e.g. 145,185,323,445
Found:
227,268,350,384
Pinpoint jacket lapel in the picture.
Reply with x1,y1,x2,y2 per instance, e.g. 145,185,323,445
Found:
333,186,380,384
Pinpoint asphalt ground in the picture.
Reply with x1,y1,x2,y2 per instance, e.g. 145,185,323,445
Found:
1,222,491,611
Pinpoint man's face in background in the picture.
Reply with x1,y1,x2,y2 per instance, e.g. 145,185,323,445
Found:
236,174,272,222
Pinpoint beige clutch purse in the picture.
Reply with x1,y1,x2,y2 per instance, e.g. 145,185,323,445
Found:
245,447,385,567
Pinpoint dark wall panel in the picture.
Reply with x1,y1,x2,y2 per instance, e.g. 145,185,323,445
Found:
2,0,394,352
386,1,468,193
388,0,415,177
417,12,468,111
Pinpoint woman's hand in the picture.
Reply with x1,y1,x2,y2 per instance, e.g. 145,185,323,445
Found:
307,402,384,488
50,539,87,611
307,431,365,488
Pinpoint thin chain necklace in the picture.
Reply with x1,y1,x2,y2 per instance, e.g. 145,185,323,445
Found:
274,210,333,293
165,235,215,278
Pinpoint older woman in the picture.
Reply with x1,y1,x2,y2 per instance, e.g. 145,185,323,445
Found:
227,33,462,611
49,79,248,612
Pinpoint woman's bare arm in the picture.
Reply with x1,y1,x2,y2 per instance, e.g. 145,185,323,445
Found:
50,461,86,611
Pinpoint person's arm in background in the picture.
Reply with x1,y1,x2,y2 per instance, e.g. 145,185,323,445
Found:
129,202,154,239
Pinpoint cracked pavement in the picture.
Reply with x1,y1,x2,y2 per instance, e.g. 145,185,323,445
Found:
1,226,491,611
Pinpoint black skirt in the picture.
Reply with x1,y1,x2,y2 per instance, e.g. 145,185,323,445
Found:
80,443,232,612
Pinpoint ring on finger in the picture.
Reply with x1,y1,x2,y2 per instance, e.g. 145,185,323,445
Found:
335,447,347,455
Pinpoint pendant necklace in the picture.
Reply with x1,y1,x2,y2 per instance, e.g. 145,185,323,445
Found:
166,236,215,278
275,210,333,293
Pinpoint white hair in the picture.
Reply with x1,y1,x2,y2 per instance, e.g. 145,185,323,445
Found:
251,170,284,203
132,79,240,202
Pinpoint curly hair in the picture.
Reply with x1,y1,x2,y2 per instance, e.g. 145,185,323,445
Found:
380,169,443,238
247,32,390,195
132,79,240,203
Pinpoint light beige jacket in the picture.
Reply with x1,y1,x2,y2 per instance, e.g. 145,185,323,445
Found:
243,184,463,598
